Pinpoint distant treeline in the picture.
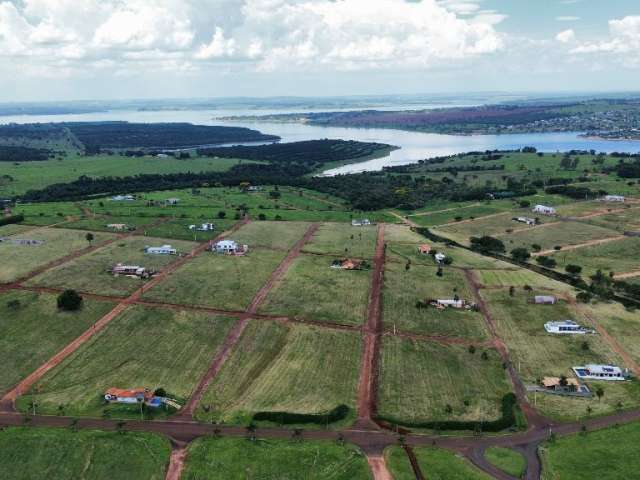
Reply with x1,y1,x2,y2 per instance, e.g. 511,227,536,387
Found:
0,145,52,162
0,123,67,140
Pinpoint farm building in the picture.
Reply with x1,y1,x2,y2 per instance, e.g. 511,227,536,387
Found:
573,364,629,381
211,239,248,255
106,223,134,231
189,223,215,232
111,194,134,201
104,388,162,408
418,244,431,254
532,205,556,215
513,216,536,226
351,219,371,227
540,377,591,395
165,198,180,205
331,258,365,270
603,195,625,202
534,295,557,305
431,299,467,309
144,245,177,255
544,320,593,335
110,264,153,278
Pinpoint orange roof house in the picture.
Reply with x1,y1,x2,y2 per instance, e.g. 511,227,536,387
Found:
418,244,431,254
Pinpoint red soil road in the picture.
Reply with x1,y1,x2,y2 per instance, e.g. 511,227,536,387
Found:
356,224,386,426
165,446,188,480
179,223,320,418
366,454,394,480
531,235,626,257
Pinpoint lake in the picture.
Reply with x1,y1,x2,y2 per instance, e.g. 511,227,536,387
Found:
1,107,639,175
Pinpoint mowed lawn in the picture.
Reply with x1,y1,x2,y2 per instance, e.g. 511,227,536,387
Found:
183,438,371,480
386,446,491,480
386,242,512,270
499,221,618,252
259,253,371,326
548,236,640,277
540,421,640,480
142,247,286,311
0,227,115,283
0,291,114,395
384,223,425,244
378,337,512,424
0,427,170,480
302,222,378,258
195,321,362,425
17,306,235,418
27,236,196,297
233,221,311,250
383,261,488,339
475,268,574,291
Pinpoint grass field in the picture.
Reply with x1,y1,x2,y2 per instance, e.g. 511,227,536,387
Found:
383,223,425,244
17,306,235,419
0,290,114,395
259,253,371,325
485,447,526,477
195,321,362,426
385,446,491,480
13,202,83,226
141,217,236,242
0,227,115,283
302,223,378,258
584,206,640,232
387,241,512,270
183,437,371,480
499,221,618,252
378,337,511,424
0,427,170,480
540,421,640,480
142,247,285,311
0,223,34,236
582,302,640,366
475,268,574,291
409,204,511,228
383,261,488,339
229,220,310,250
57,215,155,233
27,236,196,297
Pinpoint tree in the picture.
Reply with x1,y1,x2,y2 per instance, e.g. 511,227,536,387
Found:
481,351,489,361
217,211,226,219
596,386,605,402
509,286,515,297
470,236,506,254
511,247,530,263
258,213,266,221
576,291,593,303
6,299,20,310
468,345,476,354
565,264,583,276
85,232,94,245
57,290,83,311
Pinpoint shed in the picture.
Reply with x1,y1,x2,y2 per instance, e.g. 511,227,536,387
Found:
534,295,557,305
532,205,556,215
144,245,177,255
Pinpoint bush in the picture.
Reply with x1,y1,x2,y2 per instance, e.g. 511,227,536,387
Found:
0,214,24,227
470,236,506,254
566,264,583,276
511,247,530,263
252,404,350,425
57,289,83,311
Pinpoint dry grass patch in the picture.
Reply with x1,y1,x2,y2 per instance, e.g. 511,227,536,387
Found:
303,222,378,258
233,221,311,250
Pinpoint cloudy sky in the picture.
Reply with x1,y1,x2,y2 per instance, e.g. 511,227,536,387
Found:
1,0,639,101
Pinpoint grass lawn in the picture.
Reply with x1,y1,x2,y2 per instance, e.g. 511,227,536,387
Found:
233,221,311,250
17,306,235,419
142,247,285,311
383,261,488,339
56,216,153,233
259,253,371,326
27,236,196,297
383,223,425,244
499,221,618,252
485,447,526,477
540,421,640,480
195,321,362,426
387,242,511,270
0,290,114,395
302,222,378,258
378,336,512,424
141,217,237,242
584,206,640,232
410,204,510,228
582,302,640,366
0,427,170,480
183,437,371,480
0,227,115,283
0,223,34,236
475,268,574,291
385,446,491,480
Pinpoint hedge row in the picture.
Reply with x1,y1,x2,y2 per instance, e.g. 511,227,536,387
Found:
376,393,519,432
0,214,24,227
252,404,350,425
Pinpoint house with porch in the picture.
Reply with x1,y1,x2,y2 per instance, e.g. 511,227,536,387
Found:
533,205,557,216
211,239,248,255
144,245,177,255
544,320,594,335
573,364,630,381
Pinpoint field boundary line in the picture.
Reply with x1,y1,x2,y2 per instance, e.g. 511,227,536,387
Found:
402,445,426,480
532,235,626,257
179,222,320,417
407,202,482,218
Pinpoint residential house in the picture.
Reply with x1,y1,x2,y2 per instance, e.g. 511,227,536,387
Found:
541,377,591,395
351,219,371,227
189,223,215,232
165,198,180,205
432,299,466,309
534,295,557,305
604,195,625,202
111,264,150,278
106,223,133,231
532,205,557,215
544,320,593,335
144,245,177,255
331,258,364,270
111,194,134,201
104,388,162,408
513,216,536,226
418,244,431,254
573,364,629,381
211,240,248,255
434,252,447,264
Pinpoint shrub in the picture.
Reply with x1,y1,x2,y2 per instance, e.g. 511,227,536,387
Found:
57,290,83,311
253,404,349,425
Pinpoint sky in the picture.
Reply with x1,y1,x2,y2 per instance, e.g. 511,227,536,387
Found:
1,0,639,102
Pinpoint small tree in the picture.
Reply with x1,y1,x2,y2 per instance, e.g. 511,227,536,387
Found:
6,299,21,310
57,290,83,311
565,264,583,276
596,386,605,402
481,351,489,361
509,286,515,297
85,232,94,245
511,247,530,263
217,211,226,219
468,345,476,354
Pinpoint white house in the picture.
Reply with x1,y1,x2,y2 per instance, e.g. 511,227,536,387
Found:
111,194,134,201
212,240,248,255
544,320,593,335
513,217,536,226
144,245,177,255
165,198,180,205
189,223,215,232
533,205,556,216
604,195,625,202
352,219,371,227
535,295,557,305
111,264,147,277
435,299,465,309
573,364,629,381
434,252,447,264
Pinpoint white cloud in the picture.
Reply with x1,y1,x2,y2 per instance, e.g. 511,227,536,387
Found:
556,29,575,43
571,16,640,55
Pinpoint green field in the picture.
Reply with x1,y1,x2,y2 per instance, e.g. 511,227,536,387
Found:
303,222,378,258
387,241,511,270
0,227,115,283
0,223,34,236
0,290,114,395
378,336,512,425
183,437,371,480
485,447,526,477
383,261,488,339
233,220,311,250
582,302,640,366
584,206,640,232
385,446,491,480
17,306,235,418
0,427,170,480
383,223,425,243
27,236,196,297
475,268,574,291
142,247,285,311
540,421,640,480
409,204,511,228
259,253,371,325
499,221,618,252
195,321,361,425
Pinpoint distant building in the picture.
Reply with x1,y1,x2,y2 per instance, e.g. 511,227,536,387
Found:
540,377,590,395
104,388,162,408
433,299,466,309
144,245,177,255
111,264,150,278
573,364,629,381
111,194,134,201
331,258,365,270
106,223,134,231
351,219,371,227
165,198,180,205
434,252,447,264
544,320,593,335
211,240,248,255
603,195,625,202
534,295,557,305
532,205,556,215
189,223,215,232
418,244,431,254
513,216,536,226
247,186,262,192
